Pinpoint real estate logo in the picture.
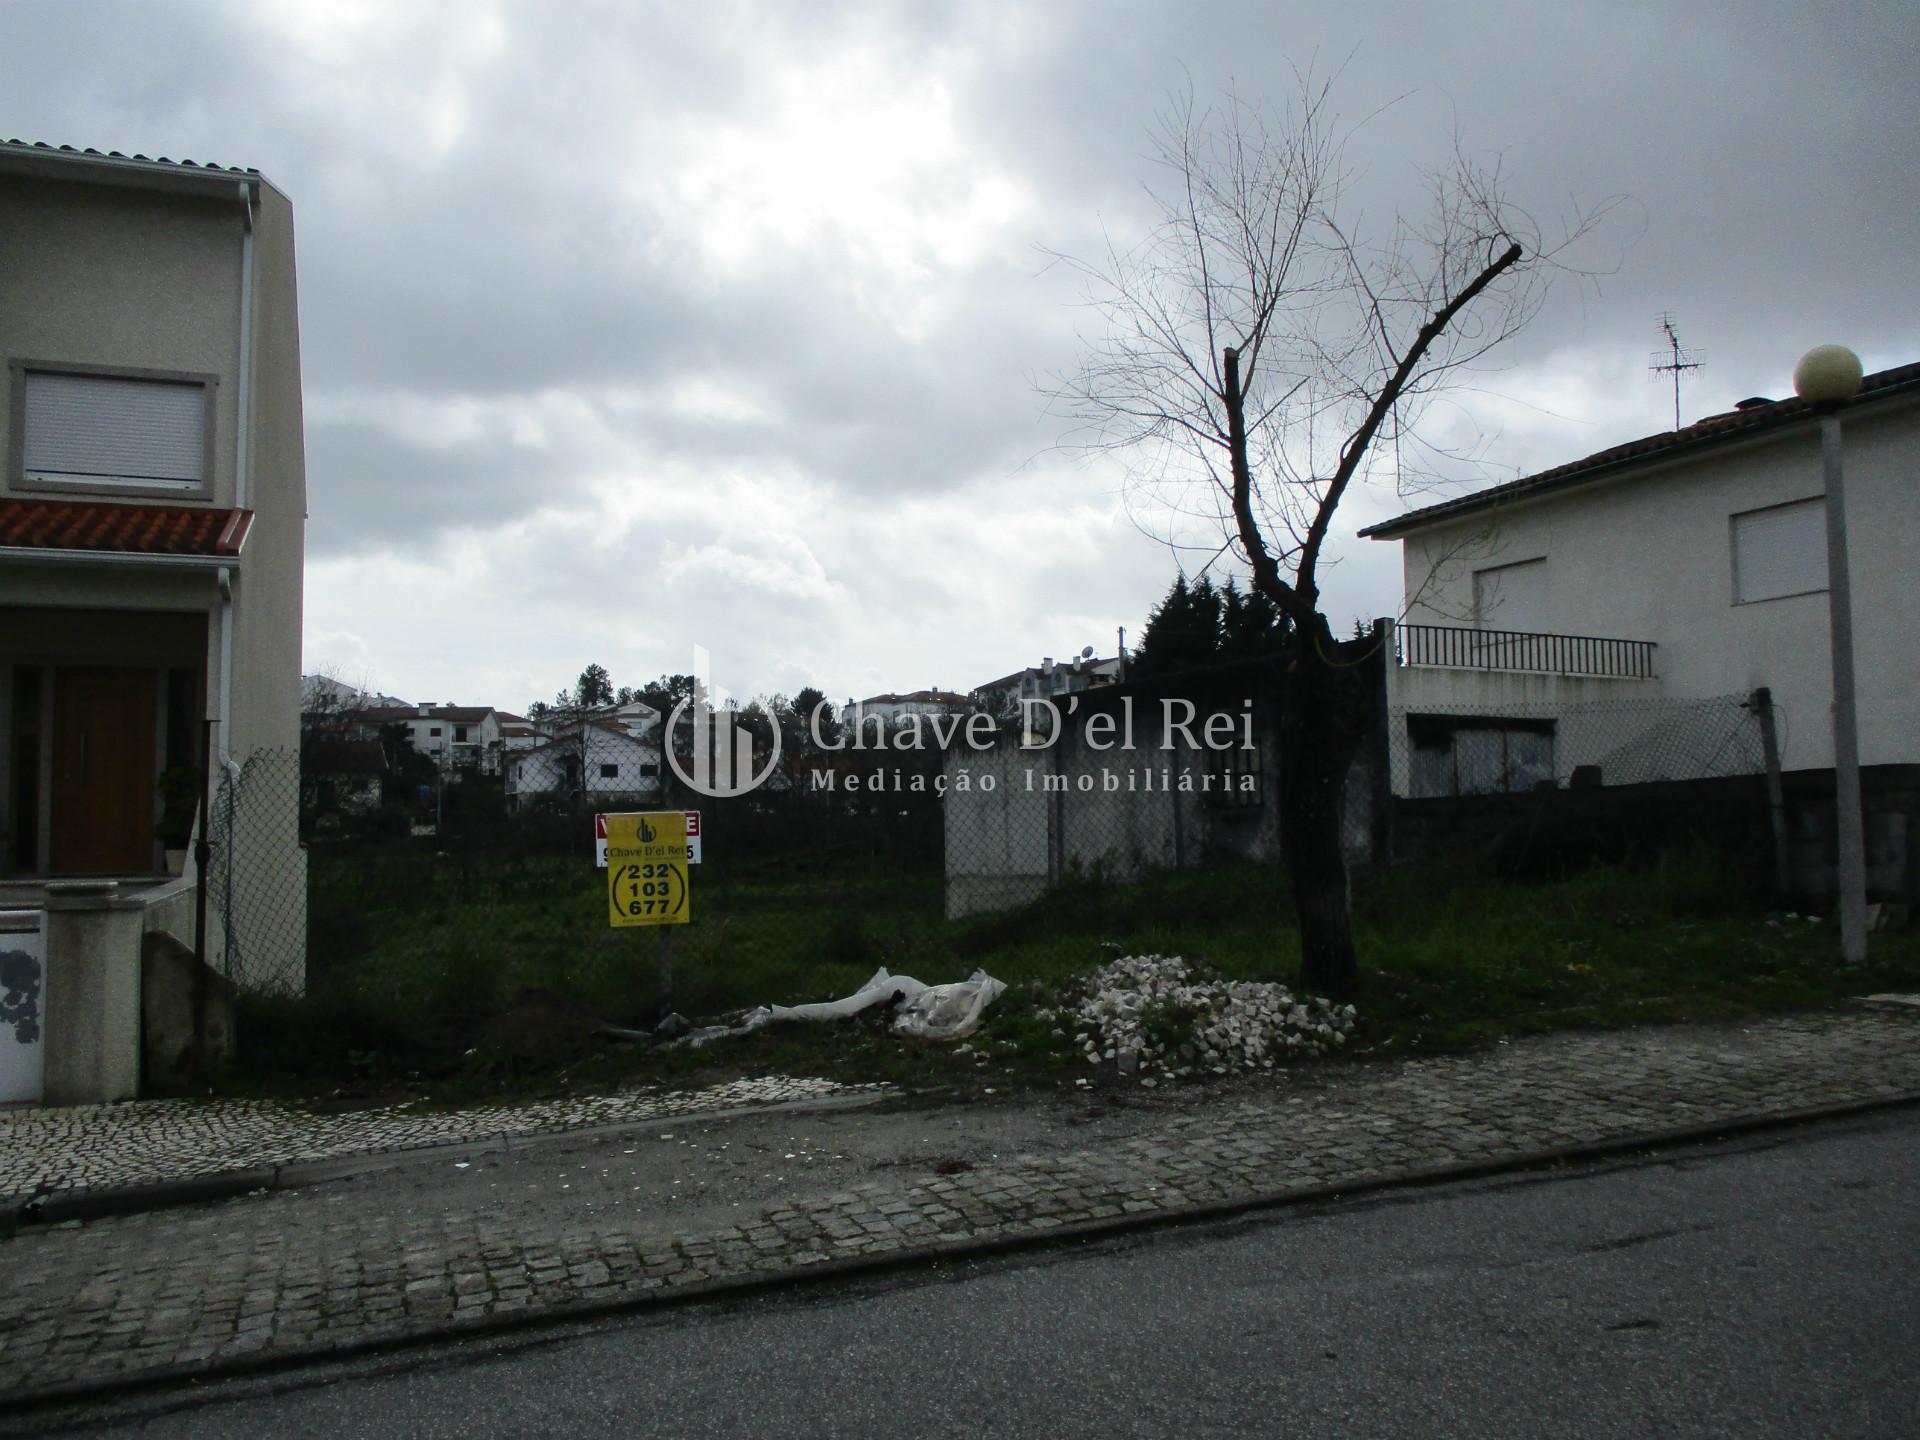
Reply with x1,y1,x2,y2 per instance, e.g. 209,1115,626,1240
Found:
665,646,783,798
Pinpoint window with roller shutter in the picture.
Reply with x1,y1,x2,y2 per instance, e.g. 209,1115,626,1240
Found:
1730,497,1826,604
9,363,216,498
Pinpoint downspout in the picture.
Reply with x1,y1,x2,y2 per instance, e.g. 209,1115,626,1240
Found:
222,180,253,984
217,566,238,980
235,180,255,510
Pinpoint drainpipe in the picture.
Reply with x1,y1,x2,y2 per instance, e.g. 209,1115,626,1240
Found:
217,568,236,772
217,566,239,979
234,180,255,510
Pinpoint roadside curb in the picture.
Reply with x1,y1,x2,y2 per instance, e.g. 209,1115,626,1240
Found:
0,1090,893,1231
9,1086,1919,1417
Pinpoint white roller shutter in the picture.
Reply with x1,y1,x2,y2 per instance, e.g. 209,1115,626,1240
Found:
1472,558,1549,633
22,371,207,490
1732,498,1826,603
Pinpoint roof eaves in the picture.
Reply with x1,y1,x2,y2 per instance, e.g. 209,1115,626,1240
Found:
0,138,264,200
1358,360,1920,540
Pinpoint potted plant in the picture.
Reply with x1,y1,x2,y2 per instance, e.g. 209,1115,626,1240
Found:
156,767,204,874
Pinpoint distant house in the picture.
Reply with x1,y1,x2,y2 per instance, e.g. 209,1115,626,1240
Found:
506,704,665,809
350,703,503,775
843,689,976,727
299,674,407,720
1360,361,1920,898
495,712,544,761
973,653,1124,718
0,139,308,1101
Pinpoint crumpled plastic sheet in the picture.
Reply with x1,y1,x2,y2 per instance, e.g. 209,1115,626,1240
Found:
681,967,1007,1047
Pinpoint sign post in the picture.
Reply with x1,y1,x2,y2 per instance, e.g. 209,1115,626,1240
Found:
604,811,690,1016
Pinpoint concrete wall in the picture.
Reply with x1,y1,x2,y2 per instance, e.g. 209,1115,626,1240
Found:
1380,657,1740,794
942,742,1055,919
938,663,1369,920
1395,399,1920,773
40,888,144,1104
226,179,306,765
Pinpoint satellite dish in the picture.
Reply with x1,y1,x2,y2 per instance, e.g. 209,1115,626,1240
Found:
1081,646,1095,659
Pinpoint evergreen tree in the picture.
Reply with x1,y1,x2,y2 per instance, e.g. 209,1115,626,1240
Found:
574,663,613,708
1132,573,1288,678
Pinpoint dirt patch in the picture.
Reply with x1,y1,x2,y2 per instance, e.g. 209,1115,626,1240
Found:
471,991,608,1072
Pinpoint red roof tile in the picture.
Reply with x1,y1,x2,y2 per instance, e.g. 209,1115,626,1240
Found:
0,498,253,557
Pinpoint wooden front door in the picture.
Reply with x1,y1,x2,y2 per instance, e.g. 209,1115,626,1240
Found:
50,668,157,875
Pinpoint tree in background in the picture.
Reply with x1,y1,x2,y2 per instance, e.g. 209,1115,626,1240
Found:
1131,574,1288,679
1051,77,1609,996
574,663,614,708
637,674,696,719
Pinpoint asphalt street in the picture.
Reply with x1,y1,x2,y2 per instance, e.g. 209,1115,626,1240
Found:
18,1107,1918,1439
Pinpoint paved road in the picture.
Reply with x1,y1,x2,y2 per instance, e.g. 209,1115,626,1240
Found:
3,1009,1917,1404
19,1109,1919,1438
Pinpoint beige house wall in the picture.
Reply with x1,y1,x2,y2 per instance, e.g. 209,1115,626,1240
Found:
1393,399,1920,775
0,153,308,1020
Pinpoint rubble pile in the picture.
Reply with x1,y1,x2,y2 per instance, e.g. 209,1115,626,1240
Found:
1064,953,1356,1077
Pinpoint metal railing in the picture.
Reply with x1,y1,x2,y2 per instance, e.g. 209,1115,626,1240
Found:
1399,623,1657,679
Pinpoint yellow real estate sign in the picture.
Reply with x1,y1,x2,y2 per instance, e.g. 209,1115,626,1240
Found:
605,811,690,927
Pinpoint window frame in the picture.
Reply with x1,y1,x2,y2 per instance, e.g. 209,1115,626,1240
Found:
1407,714,1557,798
8,358,219,500
1729,496,1828,606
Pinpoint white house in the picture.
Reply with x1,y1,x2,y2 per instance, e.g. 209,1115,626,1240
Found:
495,712,544,763
350,703,505,775
1358,360,1920,894
972,653,1124,717
0,139,308,1101
843,689,975,727
505,705,665,808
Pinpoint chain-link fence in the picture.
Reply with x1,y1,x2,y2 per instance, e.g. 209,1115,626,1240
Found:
243,683,1310,1072
1380,691,1772,875
1386,692,1764,798
207,748,306,995
215,682,1780,1073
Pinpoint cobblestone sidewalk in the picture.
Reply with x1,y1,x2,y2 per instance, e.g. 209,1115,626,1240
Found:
0,1077,885,1206
3,1007,1917,1404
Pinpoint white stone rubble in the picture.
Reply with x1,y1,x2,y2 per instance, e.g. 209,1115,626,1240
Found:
1066,953,1355,1077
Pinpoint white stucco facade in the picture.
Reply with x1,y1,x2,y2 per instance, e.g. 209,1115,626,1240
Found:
1370,380,1919,788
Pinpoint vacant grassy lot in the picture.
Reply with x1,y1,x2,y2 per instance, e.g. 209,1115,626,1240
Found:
235,845,1920,1101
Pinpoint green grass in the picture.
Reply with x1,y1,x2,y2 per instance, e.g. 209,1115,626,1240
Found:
230,845,1920,1104
1348,851,1920,1051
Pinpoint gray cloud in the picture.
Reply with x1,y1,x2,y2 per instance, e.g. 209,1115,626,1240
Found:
6,0,1917,704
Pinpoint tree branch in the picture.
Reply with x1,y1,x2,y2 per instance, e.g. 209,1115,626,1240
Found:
1295,240,1522,605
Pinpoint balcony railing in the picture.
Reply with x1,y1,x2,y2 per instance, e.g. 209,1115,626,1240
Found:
1399,623,1657,679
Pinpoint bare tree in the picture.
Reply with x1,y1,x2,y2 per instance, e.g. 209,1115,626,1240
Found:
1050,77,1611,997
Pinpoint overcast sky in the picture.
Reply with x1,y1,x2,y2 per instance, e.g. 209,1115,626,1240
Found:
6,1,1916,711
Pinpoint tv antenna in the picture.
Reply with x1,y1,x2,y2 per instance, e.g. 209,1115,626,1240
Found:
1649,314,1704,431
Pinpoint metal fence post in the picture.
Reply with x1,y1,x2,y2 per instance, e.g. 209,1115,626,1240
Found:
1749,687,1792,897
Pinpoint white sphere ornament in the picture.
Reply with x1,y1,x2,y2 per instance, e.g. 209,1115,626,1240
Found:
1794,345,1864,404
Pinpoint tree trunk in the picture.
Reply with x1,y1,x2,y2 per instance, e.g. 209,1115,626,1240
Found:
1279,625,1375,999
